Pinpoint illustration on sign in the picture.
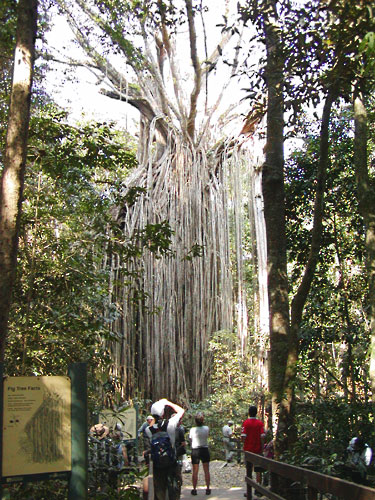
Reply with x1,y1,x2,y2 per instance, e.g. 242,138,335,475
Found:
2,376,72,477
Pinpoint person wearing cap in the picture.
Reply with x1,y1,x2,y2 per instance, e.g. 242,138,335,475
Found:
222,420,234,466
138,415,155,465
138,415,155,437
145,398,185,500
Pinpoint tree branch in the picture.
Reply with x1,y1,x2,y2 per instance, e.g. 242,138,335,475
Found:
100,89,169,142
157,1,188,124
185,0,202,140
290,89,335,330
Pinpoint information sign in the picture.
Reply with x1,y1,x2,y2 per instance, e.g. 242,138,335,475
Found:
2,376,71,477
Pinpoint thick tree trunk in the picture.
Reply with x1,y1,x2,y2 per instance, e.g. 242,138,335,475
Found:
0,0,38,361
353,92,375,400
262,0,290,456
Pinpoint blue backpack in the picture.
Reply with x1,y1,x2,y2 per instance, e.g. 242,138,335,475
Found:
150,420,176,468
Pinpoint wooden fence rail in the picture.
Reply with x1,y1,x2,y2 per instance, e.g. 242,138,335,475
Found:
244,450,375,500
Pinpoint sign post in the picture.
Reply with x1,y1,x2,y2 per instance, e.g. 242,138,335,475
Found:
68,363,88,500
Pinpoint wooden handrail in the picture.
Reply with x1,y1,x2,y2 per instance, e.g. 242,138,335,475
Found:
243,450,375,500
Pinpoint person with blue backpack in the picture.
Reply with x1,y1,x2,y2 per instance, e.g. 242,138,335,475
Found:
145,398,185,500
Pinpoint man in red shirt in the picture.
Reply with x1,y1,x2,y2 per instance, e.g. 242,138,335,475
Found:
241,405,265,492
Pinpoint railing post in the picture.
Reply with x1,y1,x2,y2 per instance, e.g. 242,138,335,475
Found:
307,485,318,500
270,471,278,494
245,458,253,499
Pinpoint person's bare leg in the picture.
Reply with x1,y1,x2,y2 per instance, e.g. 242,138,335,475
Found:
203,463,210,489
143,476,149,500
192,464,199,490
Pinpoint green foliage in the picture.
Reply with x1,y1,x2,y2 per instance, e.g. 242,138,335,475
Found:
5,465,145,499
185,330,263,459
6,108,134,375
0,0,17,153
283,399,375,479
285,108,371,401
135,221,174,256
4,479,67,500
4,106,172,400
124,187,146,207
280,103,375,474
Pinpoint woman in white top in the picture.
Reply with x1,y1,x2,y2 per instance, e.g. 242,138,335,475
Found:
188,412,211,496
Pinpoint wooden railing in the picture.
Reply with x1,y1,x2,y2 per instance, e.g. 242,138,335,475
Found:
244,451,375,500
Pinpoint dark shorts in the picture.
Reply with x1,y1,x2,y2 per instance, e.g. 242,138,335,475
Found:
254,466,265,472
245,451,264,473
191,447,210,464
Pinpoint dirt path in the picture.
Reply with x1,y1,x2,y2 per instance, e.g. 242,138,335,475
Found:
182,460,246,490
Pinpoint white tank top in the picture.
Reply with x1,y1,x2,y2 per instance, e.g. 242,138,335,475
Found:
189,425,209,448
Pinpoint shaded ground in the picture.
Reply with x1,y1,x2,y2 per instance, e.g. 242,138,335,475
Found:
140,459,247,500
183,460,245,492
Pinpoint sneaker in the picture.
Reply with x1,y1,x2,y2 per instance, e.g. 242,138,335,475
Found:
191,490,197,496
206,489,211,495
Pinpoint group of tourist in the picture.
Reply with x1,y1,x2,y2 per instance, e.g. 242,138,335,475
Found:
137,399,269,500
89,399,373,499
88,400,272,499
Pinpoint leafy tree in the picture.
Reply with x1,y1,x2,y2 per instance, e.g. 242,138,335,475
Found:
0,0,17,131
286,111,369,399
239,0,375,456
5,107,137,386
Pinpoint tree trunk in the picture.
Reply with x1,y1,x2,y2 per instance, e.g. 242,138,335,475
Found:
261,0,290,456
0,0,38,361
353,92,375,401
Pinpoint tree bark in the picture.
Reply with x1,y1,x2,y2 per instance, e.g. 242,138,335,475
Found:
353,92,375,400
0,0,38,361
185,0,202,141
261,0,290,455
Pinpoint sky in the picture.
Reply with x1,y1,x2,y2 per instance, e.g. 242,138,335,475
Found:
43,14,137,129
41,0,305,157
42,1,254,138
